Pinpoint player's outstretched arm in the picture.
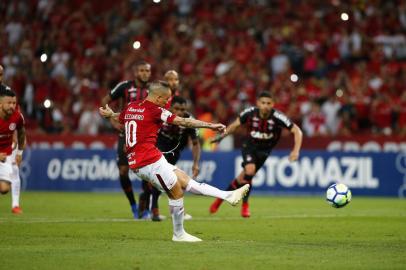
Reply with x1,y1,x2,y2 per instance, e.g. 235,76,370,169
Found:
210,118,241,144
172,116,226,133
289,124,303,162
99,105,123,131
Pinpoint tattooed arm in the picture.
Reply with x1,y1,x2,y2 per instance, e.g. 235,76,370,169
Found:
210,117,241,143
172,116,225,133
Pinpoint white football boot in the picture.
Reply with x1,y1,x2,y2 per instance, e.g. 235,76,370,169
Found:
225,184,250,206
184,213,193,220
172,232,202,242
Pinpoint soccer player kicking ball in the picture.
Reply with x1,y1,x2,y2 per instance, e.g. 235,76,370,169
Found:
100,81,249,242
210,91,303,218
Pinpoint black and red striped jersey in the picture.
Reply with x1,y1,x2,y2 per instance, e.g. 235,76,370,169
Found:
157,112,198,154
109,80,149,108
239,107,293,149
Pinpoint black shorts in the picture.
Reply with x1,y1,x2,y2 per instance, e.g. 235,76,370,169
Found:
241,144,271,172
163,151,180,165
116,134,128,166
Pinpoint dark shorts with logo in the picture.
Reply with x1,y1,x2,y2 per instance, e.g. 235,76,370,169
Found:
117,134,128,166
241,143,272,172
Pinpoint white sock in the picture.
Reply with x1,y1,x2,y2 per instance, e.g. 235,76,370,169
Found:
168,198,185,237
186,179,230,200
11,166,21,208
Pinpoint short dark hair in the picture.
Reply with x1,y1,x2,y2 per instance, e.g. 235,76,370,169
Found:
257,91,273,99
134,60,151,69
0,85,16,97
171,96,187,106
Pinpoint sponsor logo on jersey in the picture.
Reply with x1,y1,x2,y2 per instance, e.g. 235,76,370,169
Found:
125,114,144,120
250,131,274,139
128,107,145,113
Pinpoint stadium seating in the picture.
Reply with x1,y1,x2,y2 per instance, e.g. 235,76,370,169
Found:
1,0,405,137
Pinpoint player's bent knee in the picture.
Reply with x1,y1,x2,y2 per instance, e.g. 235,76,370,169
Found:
0,181,11,194
173,169,190,188
167,181,184,200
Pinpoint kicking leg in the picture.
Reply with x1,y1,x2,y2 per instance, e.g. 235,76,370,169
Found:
209,172,242,214
175,169,249,206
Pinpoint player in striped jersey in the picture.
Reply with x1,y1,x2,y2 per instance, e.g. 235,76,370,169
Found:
210,91,303,217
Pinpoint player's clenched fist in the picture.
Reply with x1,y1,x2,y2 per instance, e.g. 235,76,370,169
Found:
99,104,113,118
210,123,226,133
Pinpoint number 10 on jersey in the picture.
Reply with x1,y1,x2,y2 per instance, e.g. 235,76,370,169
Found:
125,120,137,147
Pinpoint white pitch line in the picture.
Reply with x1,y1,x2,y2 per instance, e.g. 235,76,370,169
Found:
0,213,405,224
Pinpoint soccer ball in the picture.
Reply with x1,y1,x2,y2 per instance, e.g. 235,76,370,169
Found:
326,183,352,208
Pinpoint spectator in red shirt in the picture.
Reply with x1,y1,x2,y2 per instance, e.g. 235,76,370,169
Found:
303,101,328,137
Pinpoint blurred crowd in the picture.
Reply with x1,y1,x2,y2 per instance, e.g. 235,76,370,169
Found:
1,0,405,137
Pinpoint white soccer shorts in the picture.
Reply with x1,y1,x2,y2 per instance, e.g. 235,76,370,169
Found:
0,155,14,183
134,155,177,193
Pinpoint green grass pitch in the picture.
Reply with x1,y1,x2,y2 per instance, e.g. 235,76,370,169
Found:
1,192,405,270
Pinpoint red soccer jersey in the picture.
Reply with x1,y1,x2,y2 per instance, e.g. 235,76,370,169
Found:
0,110,24,155
119,100,176,169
